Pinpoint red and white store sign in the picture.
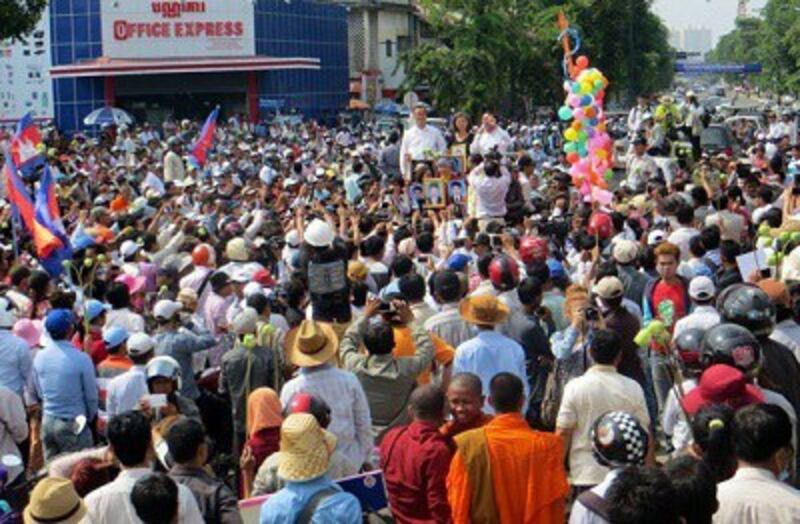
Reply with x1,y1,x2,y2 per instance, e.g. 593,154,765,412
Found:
101,0,255,59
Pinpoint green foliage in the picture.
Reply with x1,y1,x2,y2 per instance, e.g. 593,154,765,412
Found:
401,0,673,117
709,0,800,94
0,0,48,41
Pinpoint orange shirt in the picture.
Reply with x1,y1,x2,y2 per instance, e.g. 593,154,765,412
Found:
393,326,455,385
447,413,569,524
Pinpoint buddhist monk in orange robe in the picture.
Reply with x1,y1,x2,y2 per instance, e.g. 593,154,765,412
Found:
447,372,569,524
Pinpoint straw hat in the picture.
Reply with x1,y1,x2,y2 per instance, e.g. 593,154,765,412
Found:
24,477,86,524
458,295,510,326
285,320,339,367
277,413,337,482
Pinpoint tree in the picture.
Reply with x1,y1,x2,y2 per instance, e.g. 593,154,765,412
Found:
401,0,673,117
0,0,48,41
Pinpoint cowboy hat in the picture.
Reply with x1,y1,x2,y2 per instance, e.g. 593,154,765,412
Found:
285,320,339,367
277,413,337,482
24,477,86,524
459,295,510,326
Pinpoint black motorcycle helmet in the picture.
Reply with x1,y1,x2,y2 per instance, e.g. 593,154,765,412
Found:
674,328,705,371
717,283,775,337
591,411,649,468
700,323,762,375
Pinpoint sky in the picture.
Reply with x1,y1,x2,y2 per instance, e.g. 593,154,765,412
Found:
652,0,768,45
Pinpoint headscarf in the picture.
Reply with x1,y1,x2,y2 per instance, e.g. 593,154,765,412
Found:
246,387,283,438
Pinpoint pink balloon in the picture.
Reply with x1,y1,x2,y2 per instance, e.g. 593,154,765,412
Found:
573,108,585,120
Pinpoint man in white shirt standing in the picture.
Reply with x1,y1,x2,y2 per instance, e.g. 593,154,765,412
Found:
468,157,511,229
163,137,186,183
470,112,512,156
715,404,800,524
399,105,446,180
556,330,652,491
84,411,202,523
106,333,155,418
672,276,720,340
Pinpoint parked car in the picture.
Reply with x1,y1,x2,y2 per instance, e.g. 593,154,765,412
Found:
700,124,741,157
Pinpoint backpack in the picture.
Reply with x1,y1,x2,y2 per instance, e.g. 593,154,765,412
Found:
540,344,591,431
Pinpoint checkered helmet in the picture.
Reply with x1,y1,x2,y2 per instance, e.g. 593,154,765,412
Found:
591,411,649,468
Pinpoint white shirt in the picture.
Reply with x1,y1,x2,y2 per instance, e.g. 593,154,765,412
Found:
661,378,697,452
568,469,618,524
424,304,476,349
625,153,658,191
106,365,148,417
705,210,746,242
468,165,511,219
0,386,27,483
470,126,512,156
752,204,774,225
672,305,721,341
163,150,185,183
714,467,800,524
667,226,699,261
556,365,650,486
83,468,203,523
104,308,145,334
399,124,446,178
771,319,800,364
280,365,373,468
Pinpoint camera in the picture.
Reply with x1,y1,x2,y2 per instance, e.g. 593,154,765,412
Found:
584,306,600,322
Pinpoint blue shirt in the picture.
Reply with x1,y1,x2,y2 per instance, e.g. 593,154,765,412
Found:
154,328,216,400
259,476,362,524
33,339,98,420
453,330,529,414
0,330,32,400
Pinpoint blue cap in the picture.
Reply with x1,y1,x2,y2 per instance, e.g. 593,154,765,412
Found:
44,309,76,340
102,326,129,348
447,253,472,272
84,299,110,322
546,258,566,280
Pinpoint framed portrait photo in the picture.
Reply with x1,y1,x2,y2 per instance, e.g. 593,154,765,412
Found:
423,177,446,208
448,179,467,206
408,182,425,211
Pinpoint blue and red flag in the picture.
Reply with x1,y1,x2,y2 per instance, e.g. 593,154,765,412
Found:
35,165,72,276
188,106,219,169
10,113,45,178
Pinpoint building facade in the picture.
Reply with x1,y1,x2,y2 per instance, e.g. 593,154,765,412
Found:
45,0,349,132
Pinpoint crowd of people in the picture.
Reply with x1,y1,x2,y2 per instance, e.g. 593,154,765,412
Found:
0,95,800,523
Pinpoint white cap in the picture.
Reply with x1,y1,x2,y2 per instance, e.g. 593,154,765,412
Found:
689,276,716,301
127,333,156,356
243,282,264,298
153,299,183,320
647,230,667,246
120,240,140,258
285,230,300,248
304,219,334,248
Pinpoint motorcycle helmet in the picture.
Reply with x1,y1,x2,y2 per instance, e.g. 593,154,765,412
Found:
488,255,520,292
519,236,549,265
591,411,649,468
191,243,215,267
717,283,775,337
701,323,761,375
146,356,182,390
674,328,705,370
587,212,613,240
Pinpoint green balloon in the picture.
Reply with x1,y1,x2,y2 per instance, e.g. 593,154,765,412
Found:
564,142,577,154
558,106,573,121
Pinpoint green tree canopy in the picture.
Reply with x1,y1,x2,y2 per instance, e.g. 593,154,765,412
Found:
0,0,48,41
402,0,673,117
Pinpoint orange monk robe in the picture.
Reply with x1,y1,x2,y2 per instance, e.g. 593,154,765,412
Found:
447,413,570,524
393,326,455,385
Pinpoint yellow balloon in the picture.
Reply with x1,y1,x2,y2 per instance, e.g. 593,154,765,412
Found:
580,81,593,94
596,149,608,160
564,128,578,141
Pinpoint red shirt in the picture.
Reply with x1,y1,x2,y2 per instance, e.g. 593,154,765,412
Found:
652,279,687,330
380,420,455,524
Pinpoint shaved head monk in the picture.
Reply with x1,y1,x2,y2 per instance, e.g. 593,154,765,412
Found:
441,372,493,438
447,373,569,523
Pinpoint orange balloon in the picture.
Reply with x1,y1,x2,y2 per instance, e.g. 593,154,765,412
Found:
567,152,580,164
571,120,582,131
576,56,590,69
584,107,596,119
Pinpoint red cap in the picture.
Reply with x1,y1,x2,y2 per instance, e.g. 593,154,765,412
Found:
681,364,764,416
253,269,276,287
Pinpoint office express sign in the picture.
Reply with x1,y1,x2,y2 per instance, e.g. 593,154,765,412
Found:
101,0,255,59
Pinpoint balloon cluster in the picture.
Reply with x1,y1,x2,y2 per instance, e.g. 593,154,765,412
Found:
757,224,800,268
558,56,613,192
